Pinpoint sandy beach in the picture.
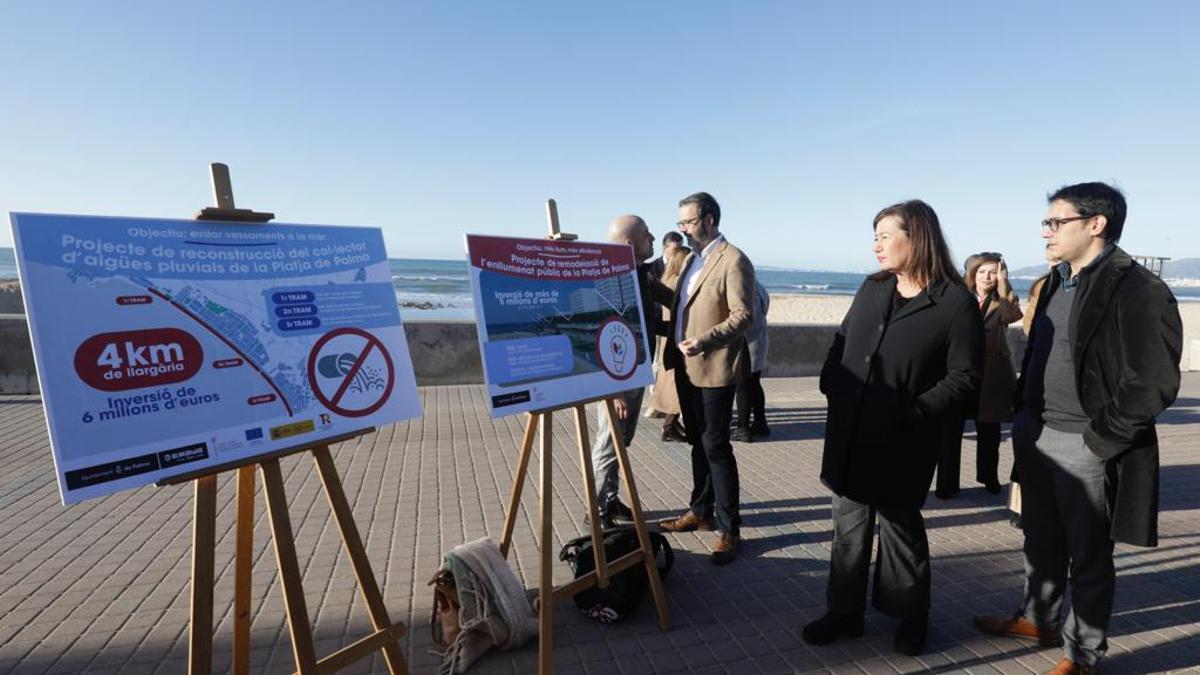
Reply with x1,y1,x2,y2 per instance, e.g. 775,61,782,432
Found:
769,292,1200,370
768,293,854,325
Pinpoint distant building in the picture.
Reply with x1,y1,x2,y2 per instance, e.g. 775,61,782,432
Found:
569,275,637,314
569,288,604,313
595,275,636,311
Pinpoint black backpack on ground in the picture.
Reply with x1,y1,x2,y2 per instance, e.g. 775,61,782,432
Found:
558,525,674,623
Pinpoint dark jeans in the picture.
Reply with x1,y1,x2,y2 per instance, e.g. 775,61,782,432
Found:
975,421,1001,486
675,367,740,535
826,494,931,618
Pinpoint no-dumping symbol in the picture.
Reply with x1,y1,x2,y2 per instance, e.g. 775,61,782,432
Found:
306,327,395,418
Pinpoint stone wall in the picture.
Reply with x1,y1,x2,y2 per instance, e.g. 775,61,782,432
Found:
0,316,1051,394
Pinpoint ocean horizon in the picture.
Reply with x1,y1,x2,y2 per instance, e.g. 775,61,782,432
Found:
4,250,1200,320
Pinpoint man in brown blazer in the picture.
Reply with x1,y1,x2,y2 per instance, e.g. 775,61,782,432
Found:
657,191,757,565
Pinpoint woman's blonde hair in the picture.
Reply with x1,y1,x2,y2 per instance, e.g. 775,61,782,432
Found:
662,245,692,288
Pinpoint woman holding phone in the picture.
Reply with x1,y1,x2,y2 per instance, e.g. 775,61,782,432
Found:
802,200,983,656
965,252,1023,492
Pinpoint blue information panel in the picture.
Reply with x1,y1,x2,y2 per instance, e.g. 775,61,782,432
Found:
10,213,422,504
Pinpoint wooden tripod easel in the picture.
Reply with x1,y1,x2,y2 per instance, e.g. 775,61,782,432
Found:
157,164,408,675
495,200,670,674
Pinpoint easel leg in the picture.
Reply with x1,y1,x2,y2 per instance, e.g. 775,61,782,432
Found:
233,466,255,675
572,404,609,588
189,475,217,675
499,413,538,558
606,400,671,631
260,458,319,674
312,446,408,675
538,411,554,675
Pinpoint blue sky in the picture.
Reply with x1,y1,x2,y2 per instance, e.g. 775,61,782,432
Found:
2,2,1197,271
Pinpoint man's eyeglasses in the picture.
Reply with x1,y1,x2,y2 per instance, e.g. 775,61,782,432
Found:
676,216,702,229
1041,215,1091,232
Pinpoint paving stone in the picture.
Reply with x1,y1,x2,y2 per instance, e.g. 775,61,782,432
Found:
0,376,1197,673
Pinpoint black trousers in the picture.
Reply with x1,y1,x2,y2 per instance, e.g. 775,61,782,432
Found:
975,421,1001,486
939,418,1002,490
826,494,931,618
735,343,766,429
936,417,964,494
675,367,740,534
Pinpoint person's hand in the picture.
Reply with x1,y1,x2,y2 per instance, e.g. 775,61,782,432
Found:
998,258,1009,284
678,338,702,357
613,397,630,420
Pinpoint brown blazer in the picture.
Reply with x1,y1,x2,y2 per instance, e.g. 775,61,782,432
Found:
660,239,756,387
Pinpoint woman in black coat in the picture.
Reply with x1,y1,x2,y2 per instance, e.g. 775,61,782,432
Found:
802,200,984,656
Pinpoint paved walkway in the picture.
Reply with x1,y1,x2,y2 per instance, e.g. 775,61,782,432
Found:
1,376,1197,674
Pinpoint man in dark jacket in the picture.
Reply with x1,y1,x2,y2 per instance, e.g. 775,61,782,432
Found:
974,183,1182,675
588,215,660,528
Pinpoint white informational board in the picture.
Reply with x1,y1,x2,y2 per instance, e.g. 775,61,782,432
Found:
10,213,422,503
465,234,653,417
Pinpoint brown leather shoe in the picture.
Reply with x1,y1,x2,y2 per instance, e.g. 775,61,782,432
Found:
658,511,713,532
1044,658,1096,675
710,531,739,565
973,613,1062,647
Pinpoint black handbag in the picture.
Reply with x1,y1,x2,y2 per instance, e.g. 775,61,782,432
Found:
558,525,674,623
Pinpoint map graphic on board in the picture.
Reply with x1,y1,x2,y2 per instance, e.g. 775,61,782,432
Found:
10,213,421,503
465,234,653,417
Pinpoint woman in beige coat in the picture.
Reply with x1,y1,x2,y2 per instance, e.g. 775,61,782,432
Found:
650,244,690,441
966,252,1022,492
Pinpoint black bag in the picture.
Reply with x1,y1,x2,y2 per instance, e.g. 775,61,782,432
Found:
558,525,673,623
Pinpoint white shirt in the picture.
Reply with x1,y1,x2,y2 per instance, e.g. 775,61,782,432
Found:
675,234,726,345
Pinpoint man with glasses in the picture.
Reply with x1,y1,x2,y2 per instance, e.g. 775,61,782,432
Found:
974,182,1182,675
657,191,756,565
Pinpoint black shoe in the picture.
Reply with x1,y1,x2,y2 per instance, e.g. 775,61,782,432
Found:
750,422,770,437
730,427,753,443
935,488,959,500
801,611,865,646
983,481,1002,494
894,614,928,656
606,499,634,522
1008,513,1023,530
661,425,688,443
583,513,618,530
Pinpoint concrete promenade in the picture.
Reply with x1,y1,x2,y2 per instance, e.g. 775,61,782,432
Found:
1,376,1197,674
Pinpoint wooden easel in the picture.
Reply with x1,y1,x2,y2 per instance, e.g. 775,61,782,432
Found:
157,163,408,675
495,199,670,675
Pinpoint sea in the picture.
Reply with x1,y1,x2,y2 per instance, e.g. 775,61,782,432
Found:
3,249,1199,320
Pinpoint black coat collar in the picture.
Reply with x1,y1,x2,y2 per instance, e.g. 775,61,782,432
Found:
1071,245,1134,355
870,275,950,323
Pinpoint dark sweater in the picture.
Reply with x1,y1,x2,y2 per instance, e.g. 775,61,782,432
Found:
1024,280,1089,433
